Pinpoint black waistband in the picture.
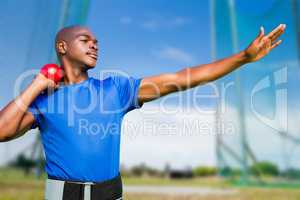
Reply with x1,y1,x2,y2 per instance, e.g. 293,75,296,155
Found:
57,174,123,199
48,173,121,186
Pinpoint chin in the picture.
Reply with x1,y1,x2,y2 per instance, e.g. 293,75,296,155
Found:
87,57,98,67
84,61,97,68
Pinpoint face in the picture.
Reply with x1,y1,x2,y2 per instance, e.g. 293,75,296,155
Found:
62,28,99,68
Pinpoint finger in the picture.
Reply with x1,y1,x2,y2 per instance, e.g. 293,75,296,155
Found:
267,24,284,38
267,24,286,41
271,40,282,50
257,26,265,41
270,26,285,42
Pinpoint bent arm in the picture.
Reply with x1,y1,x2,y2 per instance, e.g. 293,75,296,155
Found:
0,74,53,142
0,112,35,142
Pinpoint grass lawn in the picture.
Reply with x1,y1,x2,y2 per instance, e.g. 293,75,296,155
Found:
1,168,300,200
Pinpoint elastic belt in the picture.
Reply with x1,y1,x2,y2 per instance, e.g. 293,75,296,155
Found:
47,173,121,186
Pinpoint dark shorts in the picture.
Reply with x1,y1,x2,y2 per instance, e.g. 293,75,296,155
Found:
45,174,123,200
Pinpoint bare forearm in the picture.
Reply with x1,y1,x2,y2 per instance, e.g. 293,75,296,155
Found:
139,51,249,102
0,77,45,139
177,51,248,89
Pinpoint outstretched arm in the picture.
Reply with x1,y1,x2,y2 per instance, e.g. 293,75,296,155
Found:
138,24,286,104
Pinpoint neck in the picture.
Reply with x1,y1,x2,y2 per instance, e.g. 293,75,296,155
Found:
60,60,89,85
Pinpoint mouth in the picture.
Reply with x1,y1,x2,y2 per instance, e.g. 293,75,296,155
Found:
87,52,98,60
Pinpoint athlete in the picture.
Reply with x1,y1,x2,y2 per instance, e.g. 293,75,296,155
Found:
0,24,285,199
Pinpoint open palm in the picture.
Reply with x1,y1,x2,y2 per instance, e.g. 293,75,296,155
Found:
244,24,286,63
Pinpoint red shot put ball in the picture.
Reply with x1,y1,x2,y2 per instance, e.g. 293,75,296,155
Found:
40,64,63,84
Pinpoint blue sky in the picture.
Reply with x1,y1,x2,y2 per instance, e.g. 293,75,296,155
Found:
87,0,211,77
86,0,217,111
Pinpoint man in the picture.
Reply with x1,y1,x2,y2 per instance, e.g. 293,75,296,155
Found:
0,24,285,199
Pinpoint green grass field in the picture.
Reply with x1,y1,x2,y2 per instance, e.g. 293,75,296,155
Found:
1,168,300,200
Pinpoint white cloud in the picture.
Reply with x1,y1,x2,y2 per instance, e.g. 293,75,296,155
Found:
141,16,190,31
121,103,217,169
169,16,189,27
120,16,132,25
121,100,300,170
153,46,195,64
120,16,190,30
142,20,159,31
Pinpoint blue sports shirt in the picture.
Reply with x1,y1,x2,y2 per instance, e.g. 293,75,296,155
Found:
28,75,142,182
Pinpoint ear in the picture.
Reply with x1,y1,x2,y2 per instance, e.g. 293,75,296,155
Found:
56,40,67,55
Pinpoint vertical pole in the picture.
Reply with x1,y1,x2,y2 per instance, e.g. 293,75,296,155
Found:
210,0,223,176
228,0,248,184
291,0,300,66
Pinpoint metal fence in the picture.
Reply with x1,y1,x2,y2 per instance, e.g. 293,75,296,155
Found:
212,0,300,186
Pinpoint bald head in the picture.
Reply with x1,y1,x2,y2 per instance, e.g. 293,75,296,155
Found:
55,25,90,45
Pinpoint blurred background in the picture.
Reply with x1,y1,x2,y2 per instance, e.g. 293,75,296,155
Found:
0,0,300,199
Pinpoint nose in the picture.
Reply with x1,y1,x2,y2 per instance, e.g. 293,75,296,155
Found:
90,42,98,51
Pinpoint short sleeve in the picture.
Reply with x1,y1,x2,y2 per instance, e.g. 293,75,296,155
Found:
111,75,143,112
27,97,43,129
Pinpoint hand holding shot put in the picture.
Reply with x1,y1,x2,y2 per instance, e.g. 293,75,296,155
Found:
0,65,60,141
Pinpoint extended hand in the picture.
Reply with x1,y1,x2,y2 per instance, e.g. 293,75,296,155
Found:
244,24,286,63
